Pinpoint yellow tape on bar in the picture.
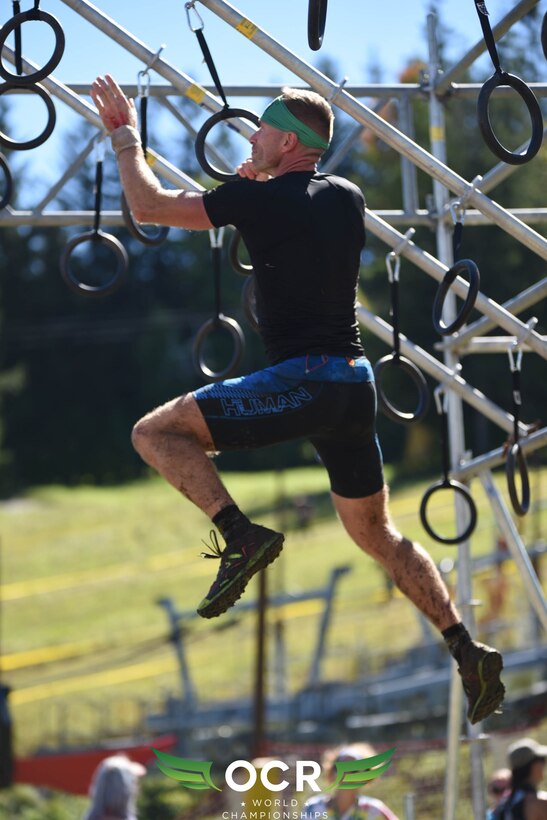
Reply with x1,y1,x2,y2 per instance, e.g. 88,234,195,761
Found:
146,150,157,168
430,125,445,142
236,18,258,39
185,83,206,105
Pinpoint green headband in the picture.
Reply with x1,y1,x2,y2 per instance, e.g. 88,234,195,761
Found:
260,96,330,151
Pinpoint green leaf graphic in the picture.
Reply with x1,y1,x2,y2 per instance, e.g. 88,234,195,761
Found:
152,748,221,791
326,748,396,791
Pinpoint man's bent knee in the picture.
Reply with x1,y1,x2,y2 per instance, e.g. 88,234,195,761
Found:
131,393,215,455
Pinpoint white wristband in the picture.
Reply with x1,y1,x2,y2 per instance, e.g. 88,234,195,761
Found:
110,125,141,158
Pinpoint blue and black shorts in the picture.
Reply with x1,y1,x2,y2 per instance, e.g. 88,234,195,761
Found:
192,355,384,499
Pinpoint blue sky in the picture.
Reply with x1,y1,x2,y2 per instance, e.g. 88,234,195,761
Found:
0,0,538,205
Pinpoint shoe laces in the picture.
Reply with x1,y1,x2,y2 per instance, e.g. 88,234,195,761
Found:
200,530,224,560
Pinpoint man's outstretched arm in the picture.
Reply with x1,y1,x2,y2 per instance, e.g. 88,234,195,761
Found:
90,74,213,231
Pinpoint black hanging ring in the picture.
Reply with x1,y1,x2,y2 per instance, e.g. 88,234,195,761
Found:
120,192,169,247
505,442,530,517
0,8,65,85
229,229,253,275
419,479,478,545
0,153,13,209
477,71,544,165
195,108,260,182
542,12,547,60
432,259,480,336
0,81,56,150
60,230,129,298
242,275,259,333
374,354,429,425
192,314,245,382
308,0,328,51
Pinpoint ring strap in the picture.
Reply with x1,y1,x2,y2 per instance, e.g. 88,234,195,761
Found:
439,397,451,483
140,95,148,156
474,0,502,74
192,26,228,108
93,159,103,235
511,363,522,445
12,1,23,77
212,243,222,322
0,153,13,210
390,276,401,359
452,218,463,263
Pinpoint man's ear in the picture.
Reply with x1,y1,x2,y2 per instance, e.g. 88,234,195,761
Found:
282,131,299,152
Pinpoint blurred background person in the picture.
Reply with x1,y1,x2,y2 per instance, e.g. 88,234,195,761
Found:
486,767,511,818
302,743,398,819
82,754,146,820
490,737,547,819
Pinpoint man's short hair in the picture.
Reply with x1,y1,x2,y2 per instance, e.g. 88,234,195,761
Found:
280,87,334,147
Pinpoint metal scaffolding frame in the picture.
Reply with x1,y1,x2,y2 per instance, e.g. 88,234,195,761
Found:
1,0,546,817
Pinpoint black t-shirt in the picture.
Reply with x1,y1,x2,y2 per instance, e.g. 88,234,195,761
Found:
203,171,366,364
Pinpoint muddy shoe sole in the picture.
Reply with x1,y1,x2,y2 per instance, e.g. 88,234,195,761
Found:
197,534,284,619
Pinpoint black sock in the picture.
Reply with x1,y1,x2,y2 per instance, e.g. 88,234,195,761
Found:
442,623,471,664
212,504,251,543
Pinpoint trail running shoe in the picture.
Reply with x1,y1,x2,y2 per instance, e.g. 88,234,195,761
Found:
197,524,284,619
458,640,505,724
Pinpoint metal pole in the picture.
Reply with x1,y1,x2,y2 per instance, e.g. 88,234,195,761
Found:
372,209,547,227
32,134,98,212
1,207,547,229
307,566,350,686
58,0,257,139
197,0,547,260
450,336,547,355
60,81,547,100
479,471,547,631
252,569,267,759
398,97,420,215
157,598,197,708
427,13,486,820
454,426,547,482
426,15,476,819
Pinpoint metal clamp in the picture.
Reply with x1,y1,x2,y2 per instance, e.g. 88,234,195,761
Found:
327,76,349,104
185,1,204,32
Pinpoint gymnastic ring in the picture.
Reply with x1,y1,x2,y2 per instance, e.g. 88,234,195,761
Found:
120,192,169,247
432,259,480,336
0,8,65,85
0,153,13,209
229,229,252,275
60,230,129,298
419,479,478,545
505,442,530,517
242,275,259,333
308,0,328,50
0,81,56,150
477,71,544,165
192,314,245,381
195,107,260,182
374,353,429,424
542,12,547,60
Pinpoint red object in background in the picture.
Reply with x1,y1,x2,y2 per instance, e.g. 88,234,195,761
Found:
13,734,176,795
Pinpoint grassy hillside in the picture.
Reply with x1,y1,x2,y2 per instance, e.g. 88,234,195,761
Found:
0,466,546,818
